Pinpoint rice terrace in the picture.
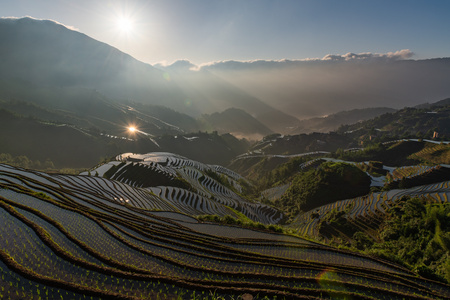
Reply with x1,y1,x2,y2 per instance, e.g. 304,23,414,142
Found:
2,3,450,299
1,144,450,299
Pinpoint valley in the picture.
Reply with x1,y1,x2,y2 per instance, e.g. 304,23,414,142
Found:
1,14,450,300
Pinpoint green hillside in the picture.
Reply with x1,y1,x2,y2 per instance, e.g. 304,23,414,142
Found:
275,162,371,219
1,153,449,299
338,104,450,141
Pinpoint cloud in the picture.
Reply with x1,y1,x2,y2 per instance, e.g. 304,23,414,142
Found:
0,16,79,31
322,49,414,61
154,59,198,71
173,50,450,121
192,50,415,71
152,50,415,72
386,49,415,59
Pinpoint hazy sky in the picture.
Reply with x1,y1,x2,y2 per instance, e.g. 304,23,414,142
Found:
2,0,450,65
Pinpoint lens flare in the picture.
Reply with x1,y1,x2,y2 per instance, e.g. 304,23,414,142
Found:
316,268,348,299
128,126,137,133
163,72,171,81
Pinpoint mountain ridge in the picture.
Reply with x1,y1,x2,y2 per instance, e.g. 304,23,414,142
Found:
0,17,299,133
290,107,397,134
199,107,273,139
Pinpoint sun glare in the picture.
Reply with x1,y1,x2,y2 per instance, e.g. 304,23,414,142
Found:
117,17,133,33
128,126,137,133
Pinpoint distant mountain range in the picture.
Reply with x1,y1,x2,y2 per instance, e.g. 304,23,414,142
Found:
199,108,273,139
1,17,450,170
199,56,450,119
339,100,450,140
0,17,299,134
2,17,450,137
288,107,397,134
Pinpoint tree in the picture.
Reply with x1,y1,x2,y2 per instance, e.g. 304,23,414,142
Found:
44,159,55,169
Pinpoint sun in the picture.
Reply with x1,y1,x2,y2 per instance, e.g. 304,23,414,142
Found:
117,17,133,33
128,126,137,133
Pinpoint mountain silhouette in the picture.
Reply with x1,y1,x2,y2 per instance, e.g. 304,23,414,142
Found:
0,17,299,133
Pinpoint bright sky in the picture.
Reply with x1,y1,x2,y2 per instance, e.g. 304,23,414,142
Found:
2,0,450,65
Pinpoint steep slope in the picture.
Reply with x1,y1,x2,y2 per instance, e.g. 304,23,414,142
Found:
199,108,273,139
0,17,298,134
338,103,450,141
154,64,300,133
0,108,118,168
0,109,249,168
276,161,371,218
1,161,449,299
0,92,200,136
0,17,186,112
248,132,356,155
415,97,450,109
81,152,281,224
295,179,450,242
